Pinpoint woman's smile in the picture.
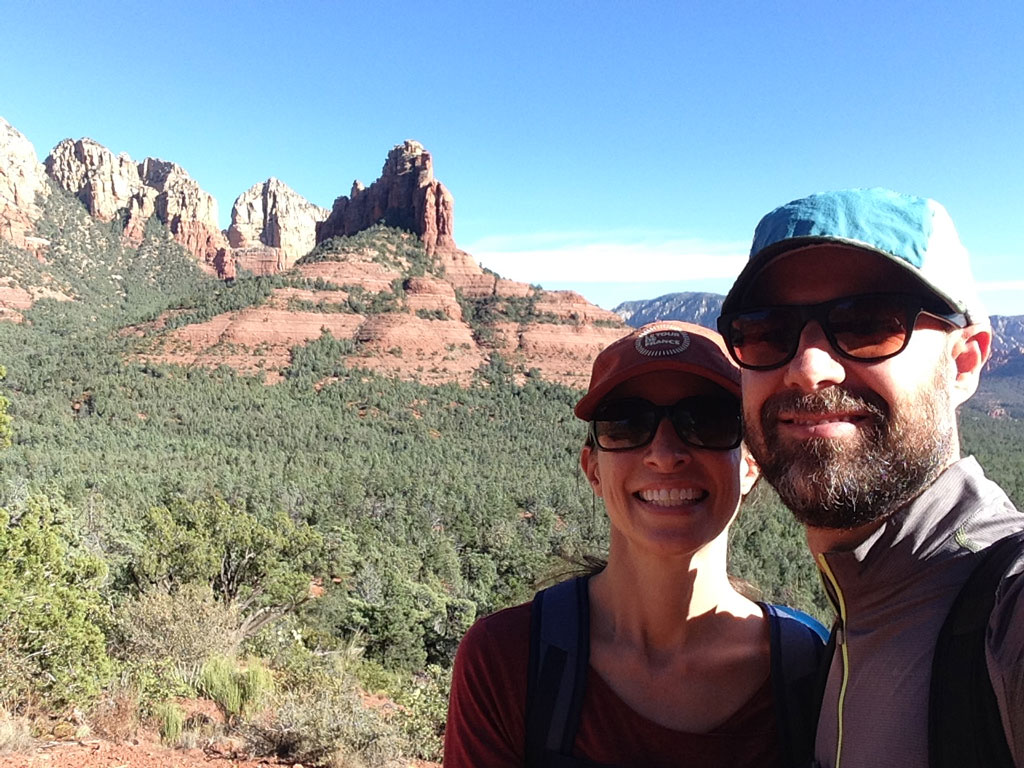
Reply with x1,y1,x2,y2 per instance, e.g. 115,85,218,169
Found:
635,487,708,506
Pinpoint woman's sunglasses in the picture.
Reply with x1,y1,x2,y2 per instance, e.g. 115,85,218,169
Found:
716,293,967,371
589,395,742,452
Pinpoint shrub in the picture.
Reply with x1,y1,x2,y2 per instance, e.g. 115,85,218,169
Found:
0,707,33,754
198,656,242,718
154,701,184,745
198,655,273,720
87,685,139,742
243,684,405,768
111,583,242,692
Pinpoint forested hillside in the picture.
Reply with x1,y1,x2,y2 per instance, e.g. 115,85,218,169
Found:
2,188,1022,765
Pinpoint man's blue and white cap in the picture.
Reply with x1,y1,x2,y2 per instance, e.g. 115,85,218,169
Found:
721,187,987,324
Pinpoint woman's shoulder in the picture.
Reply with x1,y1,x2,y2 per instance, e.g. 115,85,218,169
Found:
454,599,534,687
460,600,533,652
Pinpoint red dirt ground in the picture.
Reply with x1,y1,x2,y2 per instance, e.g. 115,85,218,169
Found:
0,739,441,768
0,738,276,768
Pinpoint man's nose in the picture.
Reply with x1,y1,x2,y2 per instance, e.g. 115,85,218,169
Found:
781,321,848,391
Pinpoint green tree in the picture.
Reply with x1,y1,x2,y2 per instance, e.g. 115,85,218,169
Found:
0,494,113,707
130,497,325,637
0,364,12,450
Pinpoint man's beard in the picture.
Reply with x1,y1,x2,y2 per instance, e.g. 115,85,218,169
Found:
745,372,955,530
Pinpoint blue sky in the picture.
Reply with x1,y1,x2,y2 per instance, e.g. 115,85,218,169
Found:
3,0,1022,314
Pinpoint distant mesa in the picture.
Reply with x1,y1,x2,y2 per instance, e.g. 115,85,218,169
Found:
614,292,724,329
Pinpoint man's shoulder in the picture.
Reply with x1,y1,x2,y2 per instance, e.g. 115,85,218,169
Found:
983,532,1024,766
988,533,1024,635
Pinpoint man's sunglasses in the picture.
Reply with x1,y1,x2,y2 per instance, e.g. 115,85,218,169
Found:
589,395,742,452
716,293,967,371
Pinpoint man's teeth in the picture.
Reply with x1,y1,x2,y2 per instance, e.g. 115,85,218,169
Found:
638,488,702,505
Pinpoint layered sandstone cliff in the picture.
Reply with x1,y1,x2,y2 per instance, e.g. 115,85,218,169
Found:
45,138,227,265
227,178,328,268
0,118,49,251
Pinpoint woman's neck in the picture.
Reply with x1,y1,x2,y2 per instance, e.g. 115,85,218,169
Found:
588,538,758,653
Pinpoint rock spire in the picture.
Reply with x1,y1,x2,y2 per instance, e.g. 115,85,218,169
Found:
316,140,456,255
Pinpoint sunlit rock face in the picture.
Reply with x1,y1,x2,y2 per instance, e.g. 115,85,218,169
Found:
0,117,49,250
227,177,328,269
45,137,226,266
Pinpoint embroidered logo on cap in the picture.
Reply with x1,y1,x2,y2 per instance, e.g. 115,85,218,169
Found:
635,326,691,357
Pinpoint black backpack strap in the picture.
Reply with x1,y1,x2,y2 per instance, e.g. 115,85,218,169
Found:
929,530,1024,768
763,603,830,768
526,576,591,768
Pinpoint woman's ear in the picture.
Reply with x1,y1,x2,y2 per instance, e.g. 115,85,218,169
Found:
739,446,760,497
581,445,602,497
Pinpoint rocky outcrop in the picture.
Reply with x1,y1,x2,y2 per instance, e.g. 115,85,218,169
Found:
231,246,286,276
0,117,49,250
436,247,495,297
44,138,226,264
534,290,624,324
227,178,328,268
213,248,237,281
404,276,463,320
316,141,456,255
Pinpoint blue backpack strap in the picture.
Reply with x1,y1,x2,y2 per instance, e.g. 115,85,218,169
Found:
928,530,1024,768
526,576,591,767
763,603,829,768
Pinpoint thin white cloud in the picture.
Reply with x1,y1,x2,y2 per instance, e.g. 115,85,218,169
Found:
463,233,748,284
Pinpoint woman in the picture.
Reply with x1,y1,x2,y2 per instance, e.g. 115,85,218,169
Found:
444,321,826,768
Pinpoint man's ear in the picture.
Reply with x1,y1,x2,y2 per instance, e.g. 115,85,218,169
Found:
949,324,991,406
739,446,760,497
580,445,602,497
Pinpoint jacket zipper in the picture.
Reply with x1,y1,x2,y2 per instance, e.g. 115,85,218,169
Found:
818,553,849,768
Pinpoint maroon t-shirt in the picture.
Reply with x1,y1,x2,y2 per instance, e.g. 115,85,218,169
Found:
443,602,783,768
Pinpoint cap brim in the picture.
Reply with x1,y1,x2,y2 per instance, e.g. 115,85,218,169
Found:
574,360,740,421
722,237,969,317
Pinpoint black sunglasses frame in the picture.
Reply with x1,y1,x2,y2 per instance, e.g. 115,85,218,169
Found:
588,395,742,452
717,292,967,372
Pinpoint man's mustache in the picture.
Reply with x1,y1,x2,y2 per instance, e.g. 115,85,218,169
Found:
759,387,888,426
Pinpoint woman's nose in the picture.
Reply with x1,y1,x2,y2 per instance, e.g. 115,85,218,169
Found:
643,416,692,468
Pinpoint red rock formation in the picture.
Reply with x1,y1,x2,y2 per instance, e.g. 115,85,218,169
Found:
227,178,328,268
299,260,398,292
404,276,463,320
231,246,286,276
45,139,227,263
534,290,624,324
0,117,49,251
316,141,457,255
213,248,237,281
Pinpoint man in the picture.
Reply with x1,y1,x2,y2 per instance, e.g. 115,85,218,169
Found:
716,187,1024,767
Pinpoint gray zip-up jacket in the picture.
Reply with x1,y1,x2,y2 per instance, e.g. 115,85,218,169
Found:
813,457,1024,768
